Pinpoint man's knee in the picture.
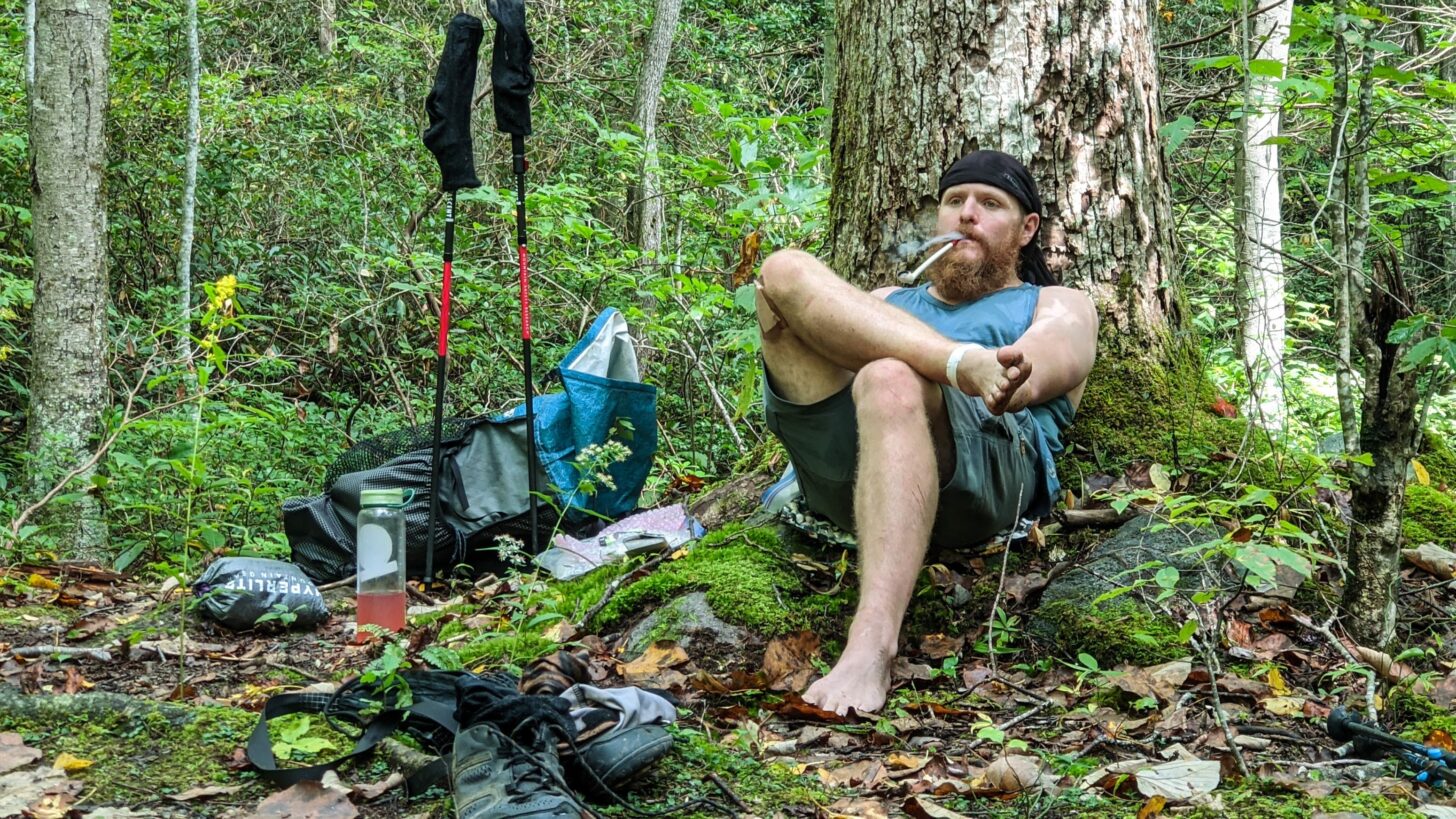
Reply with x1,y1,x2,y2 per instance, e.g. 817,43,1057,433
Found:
759,249,824,301
853,358,932,420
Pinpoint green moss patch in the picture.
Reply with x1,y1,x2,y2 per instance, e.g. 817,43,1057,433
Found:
586,524,842,636
1037,600,1187,667
0,700,258,803
1402,484,1456,546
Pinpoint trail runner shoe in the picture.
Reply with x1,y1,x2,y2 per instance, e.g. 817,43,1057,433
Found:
451,720,583,819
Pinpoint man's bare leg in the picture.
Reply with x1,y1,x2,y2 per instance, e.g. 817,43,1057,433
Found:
803,359,953,715
758,249,1030,409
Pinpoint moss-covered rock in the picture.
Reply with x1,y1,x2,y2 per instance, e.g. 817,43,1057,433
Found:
1418,431,1456,488
590,524,846,637
1402,484,1456,546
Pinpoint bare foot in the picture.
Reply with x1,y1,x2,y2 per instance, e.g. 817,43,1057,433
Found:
952,345,1033,414
802,648,894,716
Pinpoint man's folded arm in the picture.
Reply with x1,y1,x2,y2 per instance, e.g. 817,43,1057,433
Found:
1006,287,1098,411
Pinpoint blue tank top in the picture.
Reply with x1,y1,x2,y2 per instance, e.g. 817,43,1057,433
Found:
884,282,1075,513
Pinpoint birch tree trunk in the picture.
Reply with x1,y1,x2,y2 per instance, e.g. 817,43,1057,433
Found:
319,0,336,57
178,0,200,367
629,0,682,258
829,0,1179,355
1237,0,1292,430
1330,0,1361,454
25,0,36,95
27,0,110,560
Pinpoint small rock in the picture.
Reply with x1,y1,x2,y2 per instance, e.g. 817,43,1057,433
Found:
619,592,749,660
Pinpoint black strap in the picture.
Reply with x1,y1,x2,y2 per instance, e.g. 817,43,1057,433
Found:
247,691,460,791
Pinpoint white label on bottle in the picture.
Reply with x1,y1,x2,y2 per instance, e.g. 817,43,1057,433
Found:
357,523,399,582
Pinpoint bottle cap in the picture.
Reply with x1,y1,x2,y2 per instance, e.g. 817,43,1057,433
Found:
360,488,405,508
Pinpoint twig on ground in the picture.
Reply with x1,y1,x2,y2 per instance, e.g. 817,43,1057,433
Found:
708,772,751,815
963,700,1051,753
983,481,1025,677
1058,507,1141,529
576,551,670,631
318,574,357,592
1287,610,1379,724
1191,635,1251,778
8,646,114,662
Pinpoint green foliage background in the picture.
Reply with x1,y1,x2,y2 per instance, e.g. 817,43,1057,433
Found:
0,0,1453,576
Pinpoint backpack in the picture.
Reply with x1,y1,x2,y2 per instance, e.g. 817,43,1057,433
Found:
282,308,656,583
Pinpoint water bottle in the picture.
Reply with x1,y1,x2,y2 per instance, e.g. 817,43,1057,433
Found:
355,487,409,641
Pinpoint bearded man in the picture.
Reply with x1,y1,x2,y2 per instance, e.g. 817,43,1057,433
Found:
755,150,1098,715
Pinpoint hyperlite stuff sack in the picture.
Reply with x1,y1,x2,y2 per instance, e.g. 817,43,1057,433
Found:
194,557,329,630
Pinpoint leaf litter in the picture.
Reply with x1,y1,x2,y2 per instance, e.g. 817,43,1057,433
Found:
5,474,1456,818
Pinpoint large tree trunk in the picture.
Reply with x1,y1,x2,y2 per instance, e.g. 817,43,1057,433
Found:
1343,257,1420,648
1236,0,1292,429
27,0,111,560
829,0,1178,345
628,0,682,258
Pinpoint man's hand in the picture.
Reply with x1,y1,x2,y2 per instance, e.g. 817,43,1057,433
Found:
951,345,1033,415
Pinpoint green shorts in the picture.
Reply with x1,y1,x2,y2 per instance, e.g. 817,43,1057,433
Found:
763,372,1043,547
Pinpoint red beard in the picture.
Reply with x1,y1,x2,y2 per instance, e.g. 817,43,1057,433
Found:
926,236,1021,302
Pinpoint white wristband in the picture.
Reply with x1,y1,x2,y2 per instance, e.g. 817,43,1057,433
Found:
945,343,984,391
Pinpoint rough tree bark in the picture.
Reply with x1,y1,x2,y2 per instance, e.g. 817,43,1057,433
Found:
628,0,682,258
27,0,111,559
319,0,336,57
1236,0,1292,429
1343,257,1420,647
828,0,1179,352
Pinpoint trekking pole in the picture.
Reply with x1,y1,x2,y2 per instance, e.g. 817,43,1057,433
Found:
1327,706,1456,787
421,13,485,583
487,0,539,553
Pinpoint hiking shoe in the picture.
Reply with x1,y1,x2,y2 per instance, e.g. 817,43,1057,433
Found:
451,721,582,819
565,720,673,797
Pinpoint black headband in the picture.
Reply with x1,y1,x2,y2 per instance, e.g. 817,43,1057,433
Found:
937,150,1057,286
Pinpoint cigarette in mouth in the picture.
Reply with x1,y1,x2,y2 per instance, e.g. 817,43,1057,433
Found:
899,240,957,284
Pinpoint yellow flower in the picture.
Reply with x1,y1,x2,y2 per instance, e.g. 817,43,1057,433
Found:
0,346,10,361
215,275,237,302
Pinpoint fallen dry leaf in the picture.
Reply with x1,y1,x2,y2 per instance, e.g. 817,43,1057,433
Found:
763,631,821,691
1003,572,1049,605
1111,660,1191,705
51,752,92,773
818,759,887,789
1350,644,1415,683
1261,696,1306,716
918,633,964,660
167,784,243,802
823,796,890,819
886,752,929,774
1135,759,1221,801
979,755,1047,794
892,658,934,682
618,640,689,683
247,779,359,819
1137,795,1168,818
0,733,42,774
1403,543,1456,580
902,795,972,819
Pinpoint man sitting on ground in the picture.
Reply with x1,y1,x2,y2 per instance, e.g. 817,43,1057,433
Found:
755,150,1099,715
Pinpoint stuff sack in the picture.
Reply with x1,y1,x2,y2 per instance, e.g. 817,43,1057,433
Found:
194,557,329,630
